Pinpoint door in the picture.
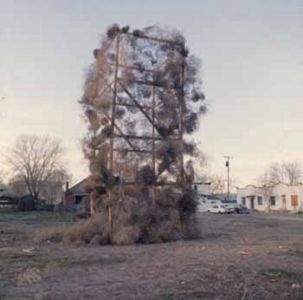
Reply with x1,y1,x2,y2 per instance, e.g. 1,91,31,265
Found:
291,195,298,208
282,195,286,210
250,196,255,209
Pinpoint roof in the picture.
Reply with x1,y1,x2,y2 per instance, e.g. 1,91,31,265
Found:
68,177,89,195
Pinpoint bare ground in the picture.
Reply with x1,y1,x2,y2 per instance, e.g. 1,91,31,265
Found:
0,210,303,300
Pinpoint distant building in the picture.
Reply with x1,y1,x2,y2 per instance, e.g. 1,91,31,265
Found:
193,182,239,212
212,193,237,203
237,183,303,212
193,182,211,197
0,184,18,208
10,180,63,204
64,178,89,206
193,182,218,212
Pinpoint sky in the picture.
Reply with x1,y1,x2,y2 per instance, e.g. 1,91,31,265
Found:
0,0,303,186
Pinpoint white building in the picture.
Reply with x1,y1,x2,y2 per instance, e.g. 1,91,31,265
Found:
237,183,303,212
193,182,211,196
192,182,222,212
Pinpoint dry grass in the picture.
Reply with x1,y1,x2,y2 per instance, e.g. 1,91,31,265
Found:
35,213,109,245
34,188,198,246
64,212,110,244
2,211,303,299
35,225,66,243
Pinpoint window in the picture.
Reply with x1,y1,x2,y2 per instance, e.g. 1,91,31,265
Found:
257,196,263,205
270,196,276,206
241,197,246,205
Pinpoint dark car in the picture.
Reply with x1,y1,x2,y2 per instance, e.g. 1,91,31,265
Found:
235,204,249,214
18,194,35,211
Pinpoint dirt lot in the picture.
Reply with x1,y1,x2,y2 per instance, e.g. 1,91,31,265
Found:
0,210,303,300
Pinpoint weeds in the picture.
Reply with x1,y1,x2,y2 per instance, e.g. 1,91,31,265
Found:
289,249,303,257
260,268,303,282
0,210,76,223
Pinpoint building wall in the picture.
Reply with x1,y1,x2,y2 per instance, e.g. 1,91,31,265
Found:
271,184,303,211
237,183,303,212
193,183,211,196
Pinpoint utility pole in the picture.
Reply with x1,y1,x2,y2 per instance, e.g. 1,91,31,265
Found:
224,155,232,201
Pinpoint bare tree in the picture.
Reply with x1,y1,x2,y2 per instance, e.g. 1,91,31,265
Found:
210,174,226,194
7,135,66,199
267,161,302,185
203,173,236,195
282,161,302,185
0,169,6,183
48,169,71,185
8,174,27,196
257,170,274,212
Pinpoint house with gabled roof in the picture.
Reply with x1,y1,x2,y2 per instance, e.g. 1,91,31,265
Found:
64,178,89,206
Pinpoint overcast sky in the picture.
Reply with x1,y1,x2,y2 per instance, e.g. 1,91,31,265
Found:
1,0,303,186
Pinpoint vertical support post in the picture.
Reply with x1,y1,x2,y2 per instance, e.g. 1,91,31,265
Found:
152,77,156,176
151,76,156,205
178,48,186,234
227,160,230,201
179,56,185,185
108,33,120,242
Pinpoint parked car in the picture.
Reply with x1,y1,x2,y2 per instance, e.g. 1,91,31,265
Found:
209,204,233,214
223,203,236,213
235,204,250,214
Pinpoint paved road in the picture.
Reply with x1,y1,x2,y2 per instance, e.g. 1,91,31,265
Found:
253,212,303,222
198,211,303,222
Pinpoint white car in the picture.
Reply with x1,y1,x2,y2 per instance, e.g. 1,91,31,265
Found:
208,204,233,214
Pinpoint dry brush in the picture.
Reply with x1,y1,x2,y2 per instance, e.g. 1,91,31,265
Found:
76,24,207,245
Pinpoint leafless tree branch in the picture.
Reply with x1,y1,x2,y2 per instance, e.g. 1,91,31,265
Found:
6,135,67,199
